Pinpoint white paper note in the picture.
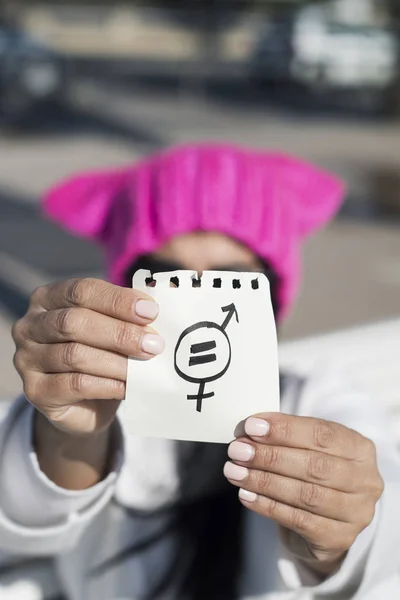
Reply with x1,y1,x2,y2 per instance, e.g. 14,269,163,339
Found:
121,270,280,444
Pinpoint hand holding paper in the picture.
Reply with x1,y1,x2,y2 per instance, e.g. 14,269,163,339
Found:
13,277,163,437
12,277,163,490
225,413,384,574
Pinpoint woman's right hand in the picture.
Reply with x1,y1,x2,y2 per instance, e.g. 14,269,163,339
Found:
12,278,163,437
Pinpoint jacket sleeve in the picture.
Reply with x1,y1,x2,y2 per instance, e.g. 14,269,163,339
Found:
0,397,122,556
278,368,400,598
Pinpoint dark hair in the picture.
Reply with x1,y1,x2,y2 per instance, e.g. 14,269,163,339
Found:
173,442,244,600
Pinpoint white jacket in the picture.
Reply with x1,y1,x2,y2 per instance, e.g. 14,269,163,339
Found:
0,369,399,600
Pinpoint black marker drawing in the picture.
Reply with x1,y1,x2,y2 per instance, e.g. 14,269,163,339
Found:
174,304,239,412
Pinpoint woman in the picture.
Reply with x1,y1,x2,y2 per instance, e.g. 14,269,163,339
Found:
1,143,398,599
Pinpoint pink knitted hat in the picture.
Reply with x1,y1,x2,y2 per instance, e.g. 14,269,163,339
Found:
43,143,345,318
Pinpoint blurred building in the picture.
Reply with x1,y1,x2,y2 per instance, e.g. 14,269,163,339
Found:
4,2,259,63
4,1,395,60
328,0,386,25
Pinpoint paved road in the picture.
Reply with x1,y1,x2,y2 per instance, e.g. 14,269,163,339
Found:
1,81,400,397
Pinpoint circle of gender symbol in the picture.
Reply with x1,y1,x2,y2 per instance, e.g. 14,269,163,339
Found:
174,304,239,413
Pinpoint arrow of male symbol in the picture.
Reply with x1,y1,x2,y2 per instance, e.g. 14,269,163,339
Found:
221,303,240,331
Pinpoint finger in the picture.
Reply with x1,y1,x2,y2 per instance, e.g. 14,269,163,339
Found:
27,308,164,358
32,279,159,325
236,489,354,554
243,414,367,460
28,343,128,382
27,372,126,408
228,440,358,492
223,462,355,521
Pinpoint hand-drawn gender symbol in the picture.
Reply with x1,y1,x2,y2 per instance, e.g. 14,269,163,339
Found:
174,304,239,412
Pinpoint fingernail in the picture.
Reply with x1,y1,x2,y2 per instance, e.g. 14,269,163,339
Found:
228,441,254,463
223,461,248,481
136,300,159,320
239,488,257,503
141,334,165,355
245,418,270,438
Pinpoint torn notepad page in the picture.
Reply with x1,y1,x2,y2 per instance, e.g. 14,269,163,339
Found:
121,270,280,444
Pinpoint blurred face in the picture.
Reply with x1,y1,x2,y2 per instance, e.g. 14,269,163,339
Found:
127,232,280,316
148,232,263,273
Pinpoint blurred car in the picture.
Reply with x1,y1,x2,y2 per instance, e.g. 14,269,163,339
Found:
250,6,400,114
0,26,67,125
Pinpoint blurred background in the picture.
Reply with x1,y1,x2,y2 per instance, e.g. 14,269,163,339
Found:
1,0,400,399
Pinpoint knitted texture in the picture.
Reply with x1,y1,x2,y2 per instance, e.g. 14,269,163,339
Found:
43,143,345,318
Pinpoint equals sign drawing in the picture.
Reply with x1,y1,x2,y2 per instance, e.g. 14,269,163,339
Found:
189,341,217,367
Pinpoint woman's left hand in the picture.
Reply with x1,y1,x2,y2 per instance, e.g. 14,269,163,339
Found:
224,414,384,575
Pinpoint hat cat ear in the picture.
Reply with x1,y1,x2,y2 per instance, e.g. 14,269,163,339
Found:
42,166,132,241
274,154,346,238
